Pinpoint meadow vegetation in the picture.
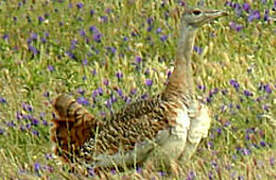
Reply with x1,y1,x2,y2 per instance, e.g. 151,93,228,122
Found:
0,0,275,179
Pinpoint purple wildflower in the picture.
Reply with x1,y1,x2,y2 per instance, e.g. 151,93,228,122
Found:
160,35,168,42
156,27,162,34
77,88,85,95
135,56,142,64
98,87,103,95
270,157,275,166
242,148,251,155
31,33,38,41
264,10,269,21
2,34,9,40
103,79,109,86
76,3,84,9
65,51,77,60
89,26,99,33
70,40,78,50
106,46,116,54
116,71,123,80
141,93,148,99
42,120,48,126
34,162,41,172
193,46,203,54
230,79,240,91
77,97,90,106
32,130,39,136
38,16,44,23
91,69,97,76
234,3,242,16
248,10,261,22
260,141,266,147
92,89,98,98
263,104,269,111
90,10,95,16
264,84,272,93
48,65,54,72
43,91,49,97
88,167,95,176
136,167,142,174
229,22,243,32
28,45,39,55
243,90,253,97
110,95,117,103
0,97,7,104
100,16,108,23
242,3,250,12
145,79,153,86
79,29,86,37
32,118,39,126
167,70,172,78
93,33,102,43
0,128,4,135
186,171,196,180
130,88,137,95
116,89,123,97
82,58,88,65
22,103,33,112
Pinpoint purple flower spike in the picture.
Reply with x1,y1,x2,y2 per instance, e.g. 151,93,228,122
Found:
2,34,9,40
145,79,153,86
0,97,7,104
264,10,269,21
229,79,240,90
103,79,109,86
93,33,102,43
34,162,41,172
242,3,250,12
193,46,203,54
90,10,95,16
88,167,95,176
264,84,272,93
76,3,84,9
89,26,99,33
243,90,253,97
160,35,168,42
116,71,123,80
79,29,86,37
0,128,4,135
38,16,44,23
130,88,137,95
270,157,275,166
135,56,142,64
77,97,90,106
248,10,261,22
156,28,162,34
48,65,54,72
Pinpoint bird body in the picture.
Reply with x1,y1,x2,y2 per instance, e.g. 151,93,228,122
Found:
50,6,227,169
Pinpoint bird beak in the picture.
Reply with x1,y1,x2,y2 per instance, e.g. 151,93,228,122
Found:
207,10,228,20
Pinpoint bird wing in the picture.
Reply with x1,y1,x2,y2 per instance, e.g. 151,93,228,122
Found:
78,94,183,167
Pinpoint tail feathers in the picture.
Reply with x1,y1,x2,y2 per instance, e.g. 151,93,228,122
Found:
50,94,102,160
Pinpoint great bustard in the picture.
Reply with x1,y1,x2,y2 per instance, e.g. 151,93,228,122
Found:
50,6,227,169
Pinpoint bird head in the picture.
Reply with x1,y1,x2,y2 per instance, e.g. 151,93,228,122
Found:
181,7,228,28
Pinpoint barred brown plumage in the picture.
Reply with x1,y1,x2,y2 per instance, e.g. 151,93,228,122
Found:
50,94,103,161
50,6,227,169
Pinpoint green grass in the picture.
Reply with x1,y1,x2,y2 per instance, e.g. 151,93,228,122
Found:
0,0,275,179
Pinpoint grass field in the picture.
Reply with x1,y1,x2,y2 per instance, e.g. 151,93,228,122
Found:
0,0,275,179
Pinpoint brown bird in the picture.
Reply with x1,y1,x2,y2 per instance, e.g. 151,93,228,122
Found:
50,6,227,169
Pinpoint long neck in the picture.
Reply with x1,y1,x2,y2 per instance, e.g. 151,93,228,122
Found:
163,23,197,98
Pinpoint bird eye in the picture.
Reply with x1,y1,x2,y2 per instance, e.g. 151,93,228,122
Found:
192,10,201,15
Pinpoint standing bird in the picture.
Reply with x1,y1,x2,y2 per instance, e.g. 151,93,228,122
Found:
50,6,227,169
